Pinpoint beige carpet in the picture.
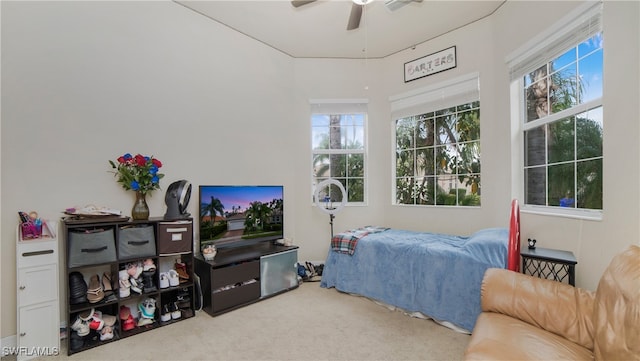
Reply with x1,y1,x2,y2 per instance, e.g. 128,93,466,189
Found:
17,282,470,361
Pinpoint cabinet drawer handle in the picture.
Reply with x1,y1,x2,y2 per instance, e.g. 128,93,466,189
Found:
19,285,25,290
20,332,26,337
22,249,54,257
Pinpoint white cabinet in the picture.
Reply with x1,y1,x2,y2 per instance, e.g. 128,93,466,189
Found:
16,223,60,361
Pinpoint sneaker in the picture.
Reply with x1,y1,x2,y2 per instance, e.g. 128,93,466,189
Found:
168,270,180,287
170,301,181,320
160,304,171,322
130,277,143,294
159,272,170,289
138,298,156,319
70,315,90,337
137,317,154,327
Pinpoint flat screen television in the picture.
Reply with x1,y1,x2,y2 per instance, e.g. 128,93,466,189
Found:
199,185,284,250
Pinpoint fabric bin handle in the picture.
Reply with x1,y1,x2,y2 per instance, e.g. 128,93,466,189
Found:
81,246,108,253
128,240,150,246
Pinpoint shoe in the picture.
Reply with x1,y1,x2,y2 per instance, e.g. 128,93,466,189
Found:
143,258,156,272
181,308,194,318
138,298,156,319
118,270,131,298
120,305,135,332
160,304,171,322
159,272,170,289
142,270,157,293
70,331,85,351
174,260,190,283
122,314,136,331
69,272,88,304
127,262,143,279
99,325,114,341
130,276,143,294
87,274,105,303
137,317,153,327
168,270,180,287
170,301,181,320
88,317,104,331
176,290,191,309
70,315,90,337
94,310,117,327
101,272,117,302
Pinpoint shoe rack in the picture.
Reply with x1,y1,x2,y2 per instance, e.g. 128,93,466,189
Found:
62,217,195,355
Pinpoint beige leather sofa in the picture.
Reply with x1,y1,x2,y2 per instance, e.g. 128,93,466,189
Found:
464,245,639,360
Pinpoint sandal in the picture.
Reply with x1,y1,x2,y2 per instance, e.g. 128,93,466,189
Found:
87,274,105,303
102,272,117,302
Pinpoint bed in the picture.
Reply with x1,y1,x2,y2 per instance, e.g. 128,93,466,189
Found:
320,199,521,333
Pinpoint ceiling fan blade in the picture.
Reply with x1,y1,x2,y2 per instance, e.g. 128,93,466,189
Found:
291,0,317,8
347,3,363,30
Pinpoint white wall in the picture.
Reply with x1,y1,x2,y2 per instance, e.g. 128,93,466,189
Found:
2,0,639,340
1,1,295,339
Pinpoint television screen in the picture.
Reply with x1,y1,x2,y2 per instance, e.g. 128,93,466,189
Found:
199,185,284,249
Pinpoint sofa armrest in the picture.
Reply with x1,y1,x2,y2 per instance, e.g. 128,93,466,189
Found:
480,268,595,350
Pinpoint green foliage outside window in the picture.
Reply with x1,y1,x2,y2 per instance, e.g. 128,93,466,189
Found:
395,101,481,206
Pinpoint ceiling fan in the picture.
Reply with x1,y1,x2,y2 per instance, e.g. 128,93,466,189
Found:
291,0,423,31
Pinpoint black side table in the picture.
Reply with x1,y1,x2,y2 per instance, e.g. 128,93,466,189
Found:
521,247,577,286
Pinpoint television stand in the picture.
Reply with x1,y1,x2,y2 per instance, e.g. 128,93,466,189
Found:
194,242,298,316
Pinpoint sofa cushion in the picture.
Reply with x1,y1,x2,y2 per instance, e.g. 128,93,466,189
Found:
480,268,595,349
465,312,593,361
593,245,640,360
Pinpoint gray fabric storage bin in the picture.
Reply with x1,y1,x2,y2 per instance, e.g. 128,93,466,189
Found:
118,225,156,260
68,228,117,268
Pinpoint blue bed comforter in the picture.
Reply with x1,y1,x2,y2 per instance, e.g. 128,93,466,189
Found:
320,227,509,332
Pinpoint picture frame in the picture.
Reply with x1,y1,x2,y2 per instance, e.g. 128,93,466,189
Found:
404,46,457,83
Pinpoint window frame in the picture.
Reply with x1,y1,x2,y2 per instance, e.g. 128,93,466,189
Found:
390,74,481,207
507,2,603,220
310,99,368,207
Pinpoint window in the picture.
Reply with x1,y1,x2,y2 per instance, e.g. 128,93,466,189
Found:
391,74,480,206
311,100,367,204
508,2,602,215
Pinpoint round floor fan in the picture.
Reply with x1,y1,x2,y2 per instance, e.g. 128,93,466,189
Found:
164,180,192,220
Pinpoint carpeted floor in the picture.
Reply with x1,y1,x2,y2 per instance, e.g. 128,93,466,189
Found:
8,282,470,361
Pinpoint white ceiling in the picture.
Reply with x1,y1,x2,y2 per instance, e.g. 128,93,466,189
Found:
175,0,506,59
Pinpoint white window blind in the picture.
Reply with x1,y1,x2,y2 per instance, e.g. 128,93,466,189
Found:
389,73,480,120
506,1,602,81
309,99,368,114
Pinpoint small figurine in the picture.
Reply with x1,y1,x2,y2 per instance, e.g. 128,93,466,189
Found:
528,238,537,249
